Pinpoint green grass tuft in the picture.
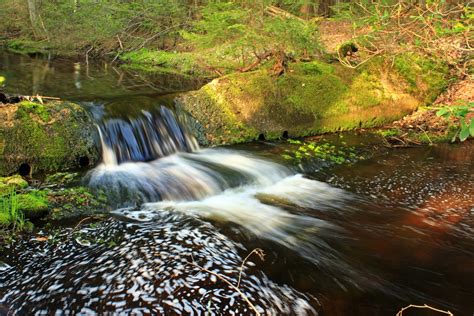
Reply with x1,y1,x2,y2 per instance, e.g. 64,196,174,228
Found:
0,190,26,230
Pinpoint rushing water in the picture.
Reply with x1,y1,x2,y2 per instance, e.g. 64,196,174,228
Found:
1,53,473,315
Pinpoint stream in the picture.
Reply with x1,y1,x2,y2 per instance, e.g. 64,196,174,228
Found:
1,53,473,315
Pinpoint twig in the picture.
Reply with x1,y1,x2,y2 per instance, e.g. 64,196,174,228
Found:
337,48,382,69
188,261,261,316
23,95,61,101
237,248,265,288
396,304,453,316
265,5,305,22
239,52,272,73
418,126,433,145
22,95,61,104
116,34,124,51
188,248,266,316
69,216,102,236
136,23,187,50
85,46,94,66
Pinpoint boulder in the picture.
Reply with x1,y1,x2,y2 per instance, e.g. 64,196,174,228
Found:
177,56,448,145
0,100,99,176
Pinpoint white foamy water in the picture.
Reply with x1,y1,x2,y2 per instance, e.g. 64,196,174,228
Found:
88,107,374,286
88,148,291,201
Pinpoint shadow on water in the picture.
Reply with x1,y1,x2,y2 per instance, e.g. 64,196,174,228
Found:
1,52,473,315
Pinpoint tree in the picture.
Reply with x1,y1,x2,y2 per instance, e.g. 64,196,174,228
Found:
182,2,321,74
26,0,46,39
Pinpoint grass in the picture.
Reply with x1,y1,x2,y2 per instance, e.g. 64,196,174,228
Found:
0,189,26,231
121,49,206,76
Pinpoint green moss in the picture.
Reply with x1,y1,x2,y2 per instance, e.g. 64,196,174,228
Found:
0,176,28,196
178,57,424,145
393,53,449,103
337,42,358,57
121,49,214,77
17,190,49,216
45,172,80,186
1,100,98,175
47,186,109,220
347,71,383,108
292,61,335,75
6,39,49,55
13,104,68,170
18,101,51,121
0,176,28,189
278,72,347,116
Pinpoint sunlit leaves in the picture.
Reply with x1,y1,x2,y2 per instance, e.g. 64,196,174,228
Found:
436,102,474,142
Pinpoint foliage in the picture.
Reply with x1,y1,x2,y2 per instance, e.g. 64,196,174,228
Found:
281,139,359,165
0,76,5,86
181,2,322,71
331,0,472,73
436,102,474,142
0,0,189,56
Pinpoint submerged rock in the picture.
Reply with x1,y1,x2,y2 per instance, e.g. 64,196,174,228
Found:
0,99,99,176
177,56,448,145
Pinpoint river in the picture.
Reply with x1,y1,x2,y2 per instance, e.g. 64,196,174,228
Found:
0,53,473,315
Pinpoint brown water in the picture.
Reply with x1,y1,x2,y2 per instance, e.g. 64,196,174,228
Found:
1,53,473,315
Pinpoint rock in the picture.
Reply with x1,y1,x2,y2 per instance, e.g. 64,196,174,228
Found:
0,175,28,195
177,56,447,145
0,100,99,176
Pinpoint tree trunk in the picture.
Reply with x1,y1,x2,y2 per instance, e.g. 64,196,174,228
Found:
26,0,45,39
300,1,316,20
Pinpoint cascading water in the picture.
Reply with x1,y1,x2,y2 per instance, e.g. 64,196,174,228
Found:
87,105,382,291
96,106,199,165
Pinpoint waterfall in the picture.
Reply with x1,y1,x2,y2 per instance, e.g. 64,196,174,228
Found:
97,106,199,165
86,105,361,278
88,105,293,202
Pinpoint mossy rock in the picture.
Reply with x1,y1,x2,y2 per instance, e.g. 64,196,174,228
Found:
47,186,110,220
177,57,437,145
0,175,28,196
16,190,49,220
0,100,99,176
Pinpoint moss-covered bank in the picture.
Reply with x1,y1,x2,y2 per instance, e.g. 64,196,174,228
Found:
178,55,449,145
0,173,110,229
0,100,99,176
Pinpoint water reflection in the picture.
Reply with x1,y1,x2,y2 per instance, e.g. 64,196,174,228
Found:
0,53,205,104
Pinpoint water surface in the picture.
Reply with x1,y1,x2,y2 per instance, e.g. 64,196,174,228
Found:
0,53,473,315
